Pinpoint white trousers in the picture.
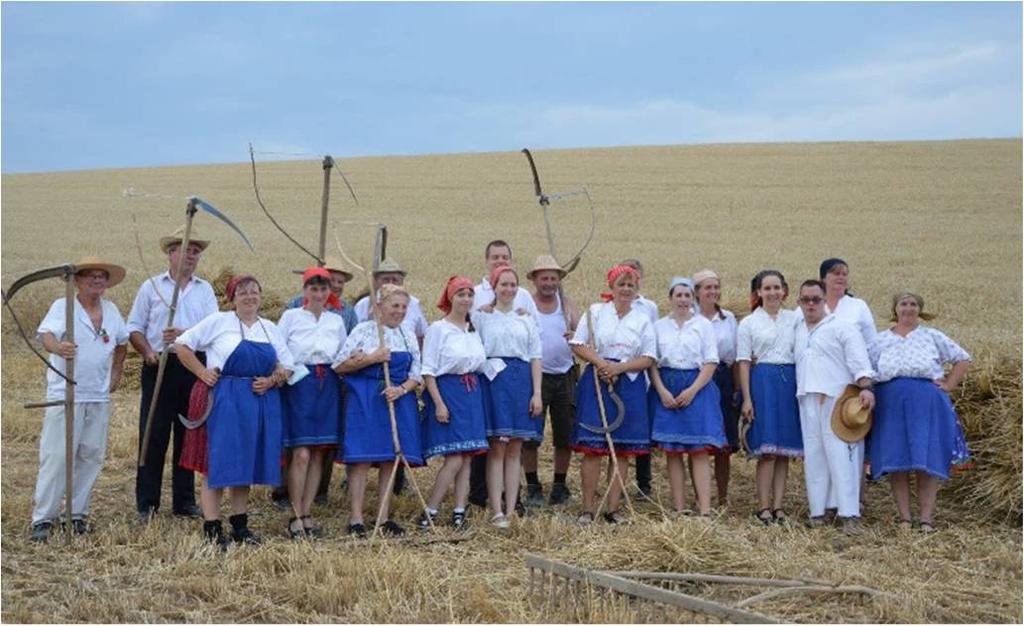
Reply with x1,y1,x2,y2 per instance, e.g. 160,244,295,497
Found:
798,393,863,518
32,402,111,524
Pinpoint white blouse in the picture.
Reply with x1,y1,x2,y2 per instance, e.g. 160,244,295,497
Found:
471,308,543,362
704,308,738,366
472,279,540,318
276,307,348,365
736,307,799,365
869,326,971,383
570,302,657,381
420,319,488,378
653,315,719,370
38,297,129,403
354,293,430,338
175,311,296,373
632,296,659,323
334,320,422,383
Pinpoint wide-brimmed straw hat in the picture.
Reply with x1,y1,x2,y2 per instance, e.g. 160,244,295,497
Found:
831,385,873,443
159,225,210,254
292,255,355,281
373,258,407,277
526,254,567,280
74,256,126,287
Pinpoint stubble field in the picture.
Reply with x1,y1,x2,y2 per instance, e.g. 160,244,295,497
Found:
1,138,1021,623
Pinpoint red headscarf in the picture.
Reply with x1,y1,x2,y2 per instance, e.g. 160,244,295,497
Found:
225,274,260,302
488,265,518,289
436,275,474,314
301,266,341,310
601,264,640,302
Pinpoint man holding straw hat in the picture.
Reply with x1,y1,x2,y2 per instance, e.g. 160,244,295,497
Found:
31,257,129,542
794,279,876,535
127,226,216,522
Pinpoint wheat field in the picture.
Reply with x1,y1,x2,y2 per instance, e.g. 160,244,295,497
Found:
1,139,1021,623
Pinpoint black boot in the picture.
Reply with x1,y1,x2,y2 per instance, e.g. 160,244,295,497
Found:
228,513,261,546
203,520,229,551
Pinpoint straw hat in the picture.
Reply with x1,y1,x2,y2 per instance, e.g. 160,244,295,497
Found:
526,254,567,279
74,256,126,287
373,258,407,277
322,256,355,281
831,385,873,443
159,225,210,254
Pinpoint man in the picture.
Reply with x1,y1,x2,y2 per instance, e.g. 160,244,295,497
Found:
620,258,656,496
523,254,580,506
472,240,539,316
30,257,129,542
127,226,217,522
795,279,875,535
273,256,358,509
468,240,538,509
354,258,429,345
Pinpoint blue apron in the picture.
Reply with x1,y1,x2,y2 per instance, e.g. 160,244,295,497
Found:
340,351,424,466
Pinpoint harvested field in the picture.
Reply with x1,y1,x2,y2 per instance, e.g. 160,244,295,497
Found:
1,139,1021,623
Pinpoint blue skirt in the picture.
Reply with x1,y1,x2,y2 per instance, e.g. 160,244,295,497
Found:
714,363,740,452
282,364,342,448
747,363,802,458
870,377,970,481
422,373,489,459
340,353,424,466
650,367,726,454
483,358,543,441
206,340,283,489
572,362,649,456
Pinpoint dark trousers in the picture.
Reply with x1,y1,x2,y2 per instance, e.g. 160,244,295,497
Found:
468,453,488,505
635,453,651,489
136,353,199,514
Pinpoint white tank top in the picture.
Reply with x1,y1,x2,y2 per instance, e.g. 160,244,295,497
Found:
537,296,575,374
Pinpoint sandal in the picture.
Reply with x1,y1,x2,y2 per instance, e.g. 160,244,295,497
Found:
577,512,594,526
287,517,305,540
490,513,510,529
918,521,937,533
300,515,322,538
603,510,628,525
754,508,773,525
772,508,789,524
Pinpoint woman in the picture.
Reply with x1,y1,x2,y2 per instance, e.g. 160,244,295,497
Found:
335,284,423,537
277,267,347,539
472,265,543,529
570,264,657,525
737,270,802,525
818,258,876,345
648,277,725,516
418,276,490,530
693,268,741,507
868,291,971,532
175,275,295,547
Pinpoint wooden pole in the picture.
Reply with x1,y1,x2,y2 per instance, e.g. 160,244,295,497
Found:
318,156,333,265
63,273,75,540
139,199,198,467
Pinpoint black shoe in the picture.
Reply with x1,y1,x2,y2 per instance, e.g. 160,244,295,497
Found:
287,517,305,540
348,522,367,538
30,521,52,543
228,513,262,546
514,498,527,518
137,507,156,525
173,504,202,518
525,483,545,507
71,519,89,535
548,483,571,505
203,520,230,551
300,515,322,538
379,520,405,537
417,510,438,530
451,510,468,531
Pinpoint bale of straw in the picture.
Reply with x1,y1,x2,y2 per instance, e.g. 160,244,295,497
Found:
947,358,1023,524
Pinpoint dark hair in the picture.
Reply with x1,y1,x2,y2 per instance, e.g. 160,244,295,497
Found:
485,240,512,259
466,313,476,333
799,279,826,294
749,270,788,311
819,257,853,296
303,275,330,288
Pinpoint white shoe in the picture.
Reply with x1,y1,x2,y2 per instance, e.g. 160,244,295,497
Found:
490,513,510,529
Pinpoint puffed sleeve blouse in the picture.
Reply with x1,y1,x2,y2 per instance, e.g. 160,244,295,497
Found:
334,320,422,383
653,315,719,370
420,319,488,377
175,311,296,373
869,325,971,383
570,302,657,380
470,308,543,363
736,307,798,365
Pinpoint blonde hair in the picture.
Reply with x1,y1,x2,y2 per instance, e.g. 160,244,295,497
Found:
378,283,410,303
890,291,935,322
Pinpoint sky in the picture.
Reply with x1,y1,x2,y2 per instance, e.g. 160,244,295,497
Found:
2,2,1021,173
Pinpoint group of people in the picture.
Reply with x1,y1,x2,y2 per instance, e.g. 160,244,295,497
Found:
27,229,974,545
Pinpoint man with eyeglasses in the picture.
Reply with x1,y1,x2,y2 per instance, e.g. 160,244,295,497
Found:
794,279,875,535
